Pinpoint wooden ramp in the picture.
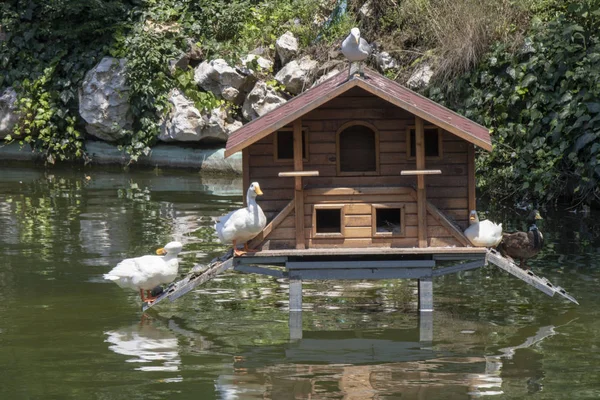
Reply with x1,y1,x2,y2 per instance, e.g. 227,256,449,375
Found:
142,250,234,312
486,249,578,305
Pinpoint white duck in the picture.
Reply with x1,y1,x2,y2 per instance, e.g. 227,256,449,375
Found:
215,182,266,256
104,241,183,303
342,27,372,78
464,210,503,247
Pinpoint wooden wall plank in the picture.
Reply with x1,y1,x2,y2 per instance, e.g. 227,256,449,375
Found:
248,199,295,247
415,116,427,247
429,237,462,247
306,194,415,204
243,148,250,206
468,143,476,213
305,186,414,196
294,119,305,249
308,238,419,248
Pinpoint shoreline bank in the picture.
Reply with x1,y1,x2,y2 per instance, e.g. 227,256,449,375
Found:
0,141,242,175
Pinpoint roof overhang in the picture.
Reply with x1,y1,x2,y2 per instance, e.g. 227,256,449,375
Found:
224,69,492,157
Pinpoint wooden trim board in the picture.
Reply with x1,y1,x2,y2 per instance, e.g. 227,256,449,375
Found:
248,199,295,248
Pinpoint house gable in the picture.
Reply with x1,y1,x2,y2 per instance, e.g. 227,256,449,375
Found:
225,69,492,157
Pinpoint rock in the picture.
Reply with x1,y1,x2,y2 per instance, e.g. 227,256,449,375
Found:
520,37,535,55
328,49,341,59
317,59,344,77
186,39,204,61
250,46,267,56
242,81,287,121
203,107,242,142
159,89,241,143
275,56,318,95
221,86,241,102
375,51,397,71
158,89,205,142
241,54,273,73
312,68,341,87
168,53,191,75
168,39,204,75
194,59,253,104
0,87,19,139
78,57,133,141
275,31,299,66
313,59,344,86
359,1,374,19
406,64,433,90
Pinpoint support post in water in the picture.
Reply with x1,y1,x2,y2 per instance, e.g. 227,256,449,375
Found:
289,278,302,312
289,311,302,340
419,311,433,343
418,276,433,312
289,277,303,340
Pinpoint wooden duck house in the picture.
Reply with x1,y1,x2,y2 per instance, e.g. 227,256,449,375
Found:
145,70,579,316
225,68,492,254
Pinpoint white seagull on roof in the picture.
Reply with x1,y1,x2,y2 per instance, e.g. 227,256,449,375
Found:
341,27,372,79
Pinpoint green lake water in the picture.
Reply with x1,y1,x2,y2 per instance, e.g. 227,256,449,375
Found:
0,163,599,399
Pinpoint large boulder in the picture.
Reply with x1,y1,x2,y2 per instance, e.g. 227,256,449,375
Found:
193,59,253,104
159,89,241,143
78,57,133,141
275,31,299,66
275,56,318,95
406,64,433,90
0,87,19,139
242,81,287,121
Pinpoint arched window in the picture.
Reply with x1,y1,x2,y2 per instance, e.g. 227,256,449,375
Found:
336,122,379,175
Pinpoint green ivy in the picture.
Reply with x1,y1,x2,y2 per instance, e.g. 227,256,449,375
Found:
1,0,133,163
1,0,342,163
427,0,600,205
174,68,223,113
7,58,85,164
116,26,181,162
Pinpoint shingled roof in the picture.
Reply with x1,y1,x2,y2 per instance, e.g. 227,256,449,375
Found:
224,68,492,157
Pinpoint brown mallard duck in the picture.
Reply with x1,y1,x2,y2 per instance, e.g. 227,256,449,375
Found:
497,209,543,269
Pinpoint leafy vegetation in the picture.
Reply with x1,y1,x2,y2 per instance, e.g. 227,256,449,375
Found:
0,0,130,163
1,0,348,163
1,0,599,204
427,0,600,205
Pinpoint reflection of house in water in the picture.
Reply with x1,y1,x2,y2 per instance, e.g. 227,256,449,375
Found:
217,322,557,399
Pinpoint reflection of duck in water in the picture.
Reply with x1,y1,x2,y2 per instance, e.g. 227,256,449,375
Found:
104,319,181,373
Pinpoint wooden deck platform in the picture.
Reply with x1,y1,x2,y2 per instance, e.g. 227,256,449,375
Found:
143,246,577,320
244,246,487,259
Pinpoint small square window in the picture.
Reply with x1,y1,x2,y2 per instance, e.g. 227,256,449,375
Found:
313,205,345,237
372,205,405,237
408,127,442,158
274,128,308,162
